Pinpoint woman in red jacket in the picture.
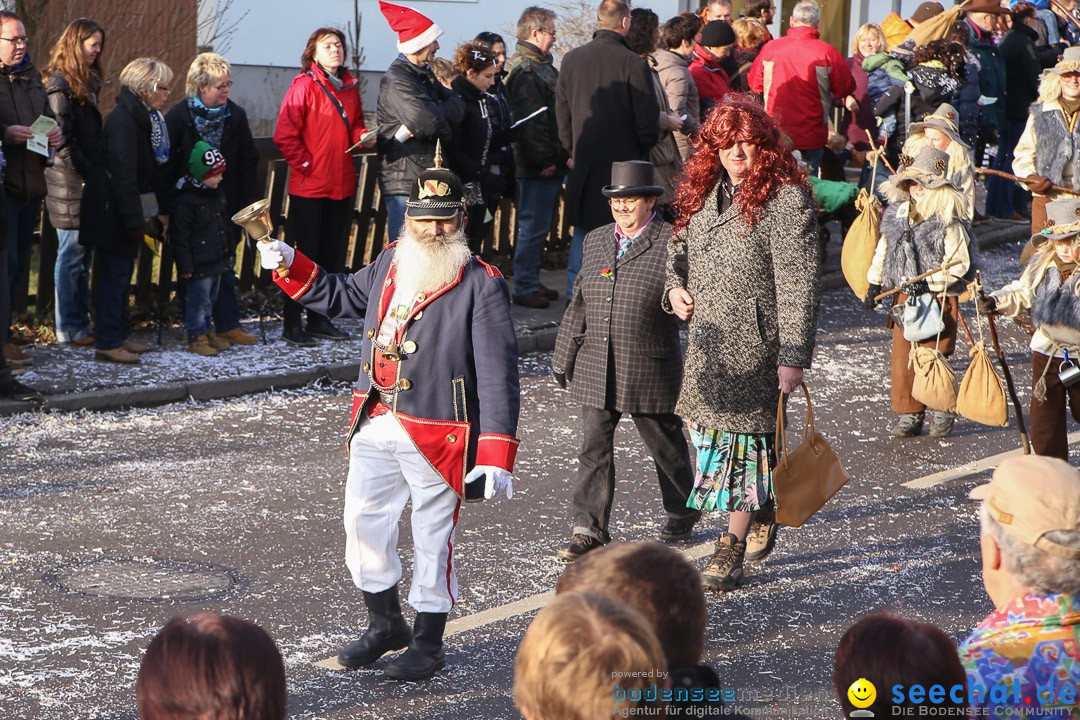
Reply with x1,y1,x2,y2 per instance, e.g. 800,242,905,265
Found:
273,27,371,346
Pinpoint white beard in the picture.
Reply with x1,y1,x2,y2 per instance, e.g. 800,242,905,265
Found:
392,224,473,301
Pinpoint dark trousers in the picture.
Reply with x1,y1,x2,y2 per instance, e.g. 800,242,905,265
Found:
282,195,352,332
0,201,9,383
93,246,136,350
1031,351,1080,461
3,195,40,343
571,406,698,543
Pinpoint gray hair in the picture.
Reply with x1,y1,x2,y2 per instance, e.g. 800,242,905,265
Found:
119,57,174,100
791,1,821,27
185,52,231,98
517,6,556,42
981,505,1080,596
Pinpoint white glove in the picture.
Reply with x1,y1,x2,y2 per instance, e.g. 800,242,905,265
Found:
257,239,294,271
464,465,514,500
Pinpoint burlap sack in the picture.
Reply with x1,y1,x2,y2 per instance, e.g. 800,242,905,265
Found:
956,342,1008,427
841,188,882,301
910,344,957,413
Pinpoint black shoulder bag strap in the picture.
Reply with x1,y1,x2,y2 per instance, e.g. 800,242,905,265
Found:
307,71,351,135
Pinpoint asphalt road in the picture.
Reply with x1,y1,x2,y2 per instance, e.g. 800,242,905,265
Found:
0,240,1050,720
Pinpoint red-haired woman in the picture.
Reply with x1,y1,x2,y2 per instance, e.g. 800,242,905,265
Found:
664,94,821,592
273,27,372,347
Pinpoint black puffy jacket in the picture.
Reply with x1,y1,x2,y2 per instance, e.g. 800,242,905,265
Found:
171,180,232,278
375,57,463,197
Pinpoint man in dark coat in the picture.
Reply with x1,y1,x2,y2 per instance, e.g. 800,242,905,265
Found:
552,161,697,562
256,160,519,682
0,10,59,364
556,0,660,297
376,1,464,245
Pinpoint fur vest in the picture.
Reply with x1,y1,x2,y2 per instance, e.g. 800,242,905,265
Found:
1033,103,1080,191
880,208,974,291
1031,267,1080,337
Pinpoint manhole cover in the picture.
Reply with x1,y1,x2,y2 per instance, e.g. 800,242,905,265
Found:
46,557,240,602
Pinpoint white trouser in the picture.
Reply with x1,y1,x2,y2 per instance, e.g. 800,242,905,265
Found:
345,412,461,613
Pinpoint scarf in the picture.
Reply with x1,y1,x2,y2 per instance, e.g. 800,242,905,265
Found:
149,108,170,166
317,62,344,92
1060,97,1080,120
188,95,230,149
1054,254,1079,276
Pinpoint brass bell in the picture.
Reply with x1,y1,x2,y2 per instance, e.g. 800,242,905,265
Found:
402,340,417,354
383,343,402,361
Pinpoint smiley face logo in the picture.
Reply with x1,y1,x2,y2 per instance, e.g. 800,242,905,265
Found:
847,678,877,709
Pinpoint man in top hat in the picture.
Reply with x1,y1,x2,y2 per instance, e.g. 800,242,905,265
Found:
552,160,698,562
256,156,520,681
960,455,1080,716
1014,46,1080,246
376,1,464,246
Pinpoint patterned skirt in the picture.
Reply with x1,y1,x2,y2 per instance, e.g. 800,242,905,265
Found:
687,424,776,512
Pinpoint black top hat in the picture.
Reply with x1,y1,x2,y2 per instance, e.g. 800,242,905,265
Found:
602,161,664,198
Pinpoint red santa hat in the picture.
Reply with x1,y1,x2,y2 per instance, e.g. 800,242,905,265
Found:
379,1,443,55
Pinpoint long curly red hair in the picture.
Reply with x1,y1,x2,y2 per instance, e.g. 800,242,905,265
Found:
672,93,807,233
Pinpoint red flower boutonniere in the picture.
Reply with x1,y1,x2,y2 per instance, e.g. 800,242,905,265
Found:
600,267,614,281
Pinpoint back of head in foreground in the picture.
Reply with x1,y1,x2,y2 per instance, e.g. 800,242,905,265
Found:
136,612,287,720
555,540,706,669
514,590,666,720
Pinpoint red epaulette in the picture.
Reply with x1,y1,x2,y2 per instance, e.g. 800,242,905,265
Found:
475,256,503,278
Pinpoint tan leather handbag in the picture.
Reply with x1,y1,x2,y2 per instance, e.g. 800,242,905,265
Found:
773,383,850,528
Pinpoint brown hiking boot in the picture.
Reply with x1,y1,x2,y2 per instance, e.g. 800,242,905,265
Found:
702,533,746,592
95,347,141,364
122,339,149,354
556,533,605,563
4,343,31,366
217,327,257,345
206,332,231,351
746,504,779,563
189,335,218,356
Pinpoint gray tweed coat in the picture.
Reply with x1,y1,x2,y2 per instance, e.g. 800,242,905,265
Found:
553,218,683,413
663,182,822,433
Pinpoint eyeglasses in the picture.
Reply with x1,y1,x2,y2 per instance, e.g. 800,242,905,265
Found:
608,197,644,209
0,36,28,46
538,28,556,38
153,84,171,93
213,81,234,91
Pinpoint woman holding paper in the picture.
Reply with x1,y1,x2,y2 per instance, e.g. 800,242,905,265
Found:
273,27,371,347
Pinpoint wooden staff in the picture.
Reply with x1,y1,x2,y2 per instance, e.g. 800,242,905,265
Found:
975,167,1074,196
873,260,964,301
864,129,897,175
976,271,1032,455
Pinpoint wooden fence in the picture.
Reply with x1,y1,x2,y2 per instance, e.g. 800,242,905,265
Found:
13,139,574,319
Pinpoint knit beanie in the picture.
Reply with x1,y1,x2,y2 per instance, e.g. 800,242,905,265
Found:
700,20,735,48
189,141,226,183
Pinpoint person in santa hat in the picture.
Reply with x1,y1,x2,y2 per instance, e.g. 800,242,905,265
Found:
376,1,464,245
256,153,520,682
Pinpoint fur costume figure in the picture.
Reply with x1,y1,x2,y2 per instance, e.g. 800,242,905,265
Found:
904,103,975,218
985,197,1080,460
866,145,974,439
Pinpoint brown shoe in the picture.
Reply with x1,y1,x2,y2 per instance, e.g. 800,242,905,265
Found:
95,346,141,364
539,285,560,301
217,327,257,345
3,343,31,366
512,291,550,309
72,335,97,347
746,504,779,563
702,533,746,592
122,339,149,354
189,334,218,356
206,332,231,351
556,533,605,563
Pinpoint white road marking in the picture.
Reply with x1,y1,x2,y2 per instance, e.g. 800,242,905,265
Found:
902,431,1080,489
314,541,717,669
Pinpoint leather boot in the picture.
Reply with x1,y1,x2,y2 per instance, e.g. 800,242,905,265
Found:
337,586,411,669
383,612,447,681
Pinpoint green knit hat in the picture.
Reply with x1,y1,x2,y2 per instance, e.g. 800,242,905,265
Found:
188,141,226,182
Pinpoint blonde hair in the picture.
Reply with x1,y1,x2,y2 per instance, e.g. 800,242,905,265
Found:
851,23,886,55
185,52,230,98
1038,70,1063,103
732,17,767,49
513,592,666,720
119,57,173,100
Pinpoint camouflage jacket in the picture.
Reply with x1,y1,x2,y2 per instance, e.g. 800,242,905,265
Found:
504,41,568,178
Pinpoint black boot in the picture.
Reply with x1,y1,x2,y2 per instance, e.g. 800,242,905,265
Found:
383,612,447,681
337,586,412,669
